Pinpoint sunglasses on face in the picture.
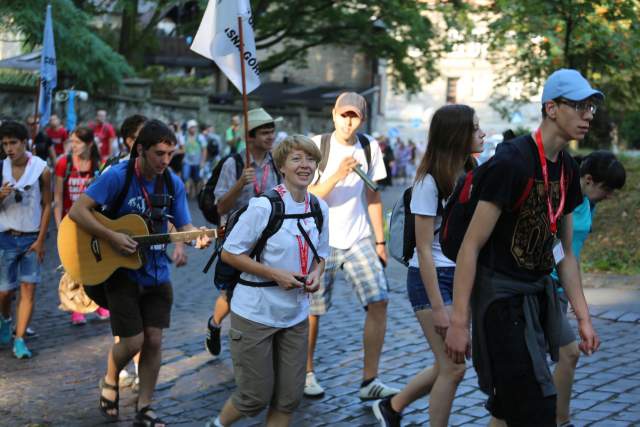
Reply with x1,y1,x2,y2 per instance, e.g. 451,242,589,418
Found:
557,99,598,115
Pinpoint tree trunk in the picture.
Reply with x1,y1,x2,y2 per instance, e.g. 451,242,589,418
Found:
119,0,139,62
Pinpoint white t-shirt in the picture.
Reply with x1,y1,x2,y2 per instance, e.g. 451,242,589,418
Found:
223,185,330,328
312,133,387,249
409,174,455,268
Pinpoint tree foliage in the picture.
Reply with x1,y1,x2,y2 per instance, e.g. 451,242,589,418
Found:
80,0,460,94
249,0,455,93
479,0,640,145
0,0,133,91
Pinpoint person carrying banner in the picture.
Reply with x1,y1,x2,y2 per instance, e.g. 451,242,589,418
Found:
204,108,282,357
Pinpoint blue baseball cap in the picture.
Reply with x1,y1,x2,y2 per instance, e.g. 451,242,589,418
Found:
541,69,604,104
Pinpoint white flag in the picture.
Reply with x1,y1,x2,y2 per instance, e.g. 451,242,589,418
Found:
191,0,261,94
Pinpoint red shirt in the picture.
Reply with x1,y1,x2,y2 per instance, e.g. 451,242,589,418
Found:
55,156,97,216
45,126,69,156
89,121,116,160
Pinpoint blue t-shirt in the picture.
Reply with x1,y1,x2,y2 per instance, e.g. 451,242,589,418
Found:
551,196,593,283
85,161,191,286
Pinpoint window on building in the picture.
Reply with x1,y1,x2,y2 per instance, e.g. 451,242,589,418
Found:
446,77,459,104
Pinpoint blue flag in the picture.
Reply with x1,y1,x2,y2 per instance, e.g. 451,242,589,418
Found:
38,4,57,125
66,90,76,132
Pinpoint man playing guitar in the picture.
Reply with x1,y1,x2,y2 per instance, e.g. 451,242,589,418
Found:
69,119,210,427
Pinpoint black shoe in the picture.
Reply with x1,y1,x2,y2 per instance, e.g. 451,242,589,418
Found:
205,316,221,356
372,397,402,427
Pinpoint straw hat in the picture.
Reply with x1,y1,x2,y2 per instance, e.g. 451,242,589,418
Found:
247,108,283,132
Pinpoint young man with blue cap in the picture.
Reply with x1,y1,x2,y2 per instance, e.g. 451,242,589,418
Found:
443,69,602,426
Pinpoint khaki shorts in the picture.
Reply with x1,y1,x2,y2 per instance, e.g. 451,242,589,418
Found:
229,312,308,417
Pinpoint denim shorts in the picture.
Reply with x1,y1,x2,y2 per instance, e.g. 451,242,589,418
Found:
406,266,455,312
182,163,201,183
0,232,41,291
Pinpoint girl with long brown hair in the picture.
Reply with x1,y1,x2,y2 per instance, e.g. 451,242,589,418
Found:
374,104,485,427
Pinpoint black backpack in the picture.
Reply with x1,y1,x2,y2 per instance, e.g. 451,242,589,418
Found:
197,153,280,225
439,138,540,262
316,133,372,182
203,188,324,298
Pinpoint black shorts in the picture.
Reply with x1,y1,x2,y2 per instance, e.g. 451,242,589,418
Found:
484,295,556,426
84,269,173,338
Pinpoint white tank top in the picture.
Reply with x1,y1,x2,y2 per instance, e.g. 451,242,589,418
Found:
0,154,47,233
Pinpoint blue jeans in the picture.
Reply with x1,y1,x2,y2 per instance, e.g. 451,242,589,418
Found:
182,163,201,183
406,266,455,312
0,232,41,291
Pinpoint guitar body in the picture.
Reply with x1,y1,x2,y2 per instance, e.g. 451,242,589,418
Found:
58,213,148,285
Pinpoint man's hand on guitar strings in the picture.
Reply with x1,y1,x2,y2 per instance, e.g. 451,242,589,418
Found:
109,232,138,255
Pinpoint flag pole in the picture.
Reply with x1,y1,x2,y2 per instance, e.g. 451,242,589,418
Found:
34,77,41,121
237,16,251,166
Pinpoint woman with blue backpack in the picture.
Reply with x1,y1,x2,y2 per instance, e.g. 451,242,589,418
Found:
374,105,485,427
206,135,329,427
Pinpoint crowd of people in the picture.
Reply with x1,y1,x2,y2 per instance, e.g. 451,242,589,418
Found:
0,68,628,427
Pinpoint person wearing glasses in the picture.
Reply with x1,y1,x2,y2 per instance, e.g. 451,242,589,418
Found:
444,69,601,426
0,120,52,359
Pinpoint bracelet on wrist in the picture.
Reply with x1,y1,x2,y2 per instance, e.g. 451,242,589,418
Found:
375,241,386,246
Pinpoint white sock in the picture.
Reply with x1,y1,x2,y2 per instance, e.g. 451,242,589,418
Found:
134,362,139,376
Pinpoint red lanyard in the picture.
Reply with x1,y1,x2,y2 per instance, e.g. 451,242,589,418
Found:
134,158,155,211
253,162,271,195
534,129,566,235
277,184,311,274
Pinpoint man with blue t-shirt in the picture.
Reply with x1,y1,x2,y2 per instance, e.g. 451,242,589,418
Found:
69,120,210,426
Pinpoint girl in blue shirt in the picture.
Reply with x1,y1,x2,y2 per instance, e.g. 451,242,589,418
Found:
553,150,626,427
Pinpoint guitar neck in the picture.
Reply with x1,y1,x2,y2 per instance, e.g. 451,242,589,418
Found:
132,229,217,246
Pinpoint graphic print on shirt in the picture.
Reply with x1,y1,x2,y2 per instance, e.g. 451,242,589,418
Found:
511,179,563,271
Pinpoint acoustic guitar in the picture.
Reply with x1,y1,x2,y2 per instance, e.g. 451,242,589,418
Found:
57,212,218,285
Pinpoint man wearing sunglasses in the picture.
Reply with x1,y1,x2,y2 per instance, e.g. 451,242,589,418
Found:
0,120,52,359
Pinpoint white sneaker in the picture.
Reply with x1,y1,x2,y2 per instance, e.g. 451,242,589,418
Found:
359,379,400,401
304,372,325,397
205,415,224,427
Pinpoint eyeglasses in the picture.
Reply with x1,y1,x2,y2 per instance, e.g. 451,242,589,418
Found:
557,99,598,115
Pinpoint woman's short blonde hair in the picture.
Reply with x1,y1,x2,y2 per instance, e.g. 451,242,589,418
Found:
272,134,322,170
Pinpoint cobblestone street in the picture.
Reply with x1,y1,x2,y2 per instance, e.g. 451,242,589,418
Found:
1,187,639,427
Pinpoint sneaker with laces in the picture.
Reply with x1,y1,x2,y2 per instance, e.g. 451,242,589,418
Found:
71,312,87,326
304,372,325,398
95,307,110,320
373,397,402,427
205,316,222,356
359,379,400,401
13,337,32,359
0,317,11,345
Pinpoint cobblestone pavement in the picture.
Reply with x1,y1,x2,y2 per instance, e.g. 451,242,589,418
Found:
1,186,639,426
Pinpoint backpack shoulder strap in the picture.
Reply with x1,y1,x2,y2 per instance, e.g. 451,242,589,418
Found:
308,194,324,233
163,169,175,205
232,153,244,180
511,137,536,211
356,133,372,169
105,159,135,218
64,153,73,182
318,134,332,175
251,189,285,261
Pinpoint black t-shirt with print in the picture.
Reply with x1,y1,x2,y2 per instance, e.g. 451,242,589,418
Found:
477,134,583,282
